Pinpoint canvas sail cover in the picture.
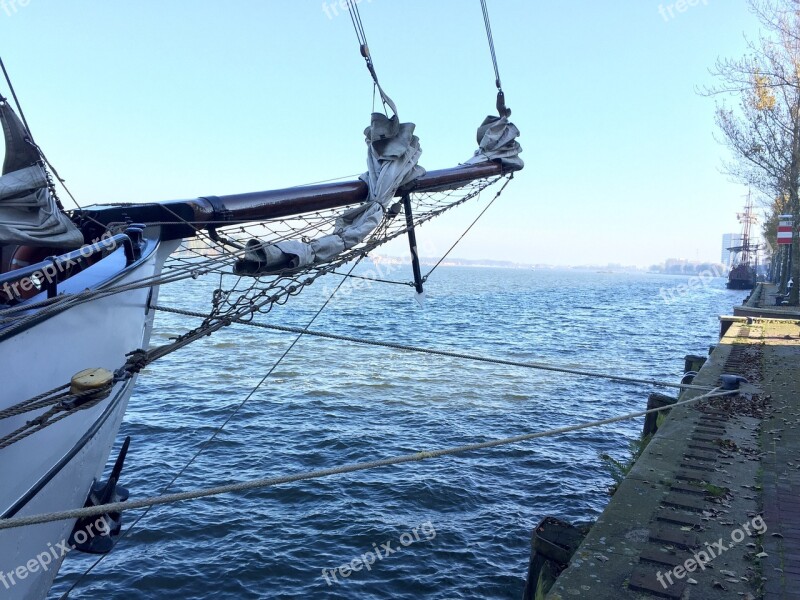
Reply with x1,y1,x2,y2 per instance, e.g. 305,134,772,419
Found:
0,99,83,248
235,106,425,275
465,115,523,169
235,104,522,276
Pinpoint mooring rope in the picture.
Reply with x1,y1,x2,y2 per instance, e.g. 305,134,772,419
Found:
54,257,367,598
0,175,505,335
152,304,715,393
0,387,736,531
0,384,69,420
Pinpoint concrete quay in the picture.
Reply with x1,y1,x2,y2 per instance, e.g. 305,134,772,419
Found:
542,292,800,599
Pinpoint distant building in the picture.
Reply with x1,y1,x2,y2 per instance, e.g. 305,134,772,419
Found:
650,258,725,275
721,233,743,267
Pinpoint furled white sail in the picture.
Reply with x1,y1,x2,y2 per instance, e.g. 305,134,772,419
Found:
236,108,425,274
235,109,522,276
465,115,523,170
0,100,83,248
0,165,84,248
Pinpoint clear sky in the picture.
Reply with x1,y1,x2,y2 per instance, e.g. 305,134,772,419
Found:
0,0,763,267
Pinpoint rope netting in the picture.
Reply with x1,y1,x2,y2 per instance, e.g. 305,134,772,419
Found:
157,175,505,326
0,2,526,592
0,174,509,445
0,174,507,345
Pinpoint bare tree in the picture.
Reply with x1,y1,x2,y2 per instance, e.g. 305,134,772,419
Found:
705,0,800,303
762,193,791,249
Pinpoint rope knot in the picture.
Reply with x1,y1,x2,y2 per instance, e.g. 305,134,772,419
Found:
122,349,149,375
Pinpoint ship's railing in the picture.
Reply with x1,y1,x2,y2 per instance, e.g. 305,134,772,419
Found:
0,231,140,302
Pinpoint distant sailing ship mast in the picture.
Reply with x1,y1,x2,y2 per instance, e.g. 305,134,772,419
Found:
726,191,759,290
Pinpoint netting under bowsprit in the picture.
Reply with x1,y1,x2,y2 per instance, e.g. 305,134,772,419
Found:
161,175,507,324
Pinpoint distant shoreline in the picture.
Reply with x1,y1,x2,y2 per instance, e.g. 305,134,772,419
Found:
370,257,651,272
369,255,726,274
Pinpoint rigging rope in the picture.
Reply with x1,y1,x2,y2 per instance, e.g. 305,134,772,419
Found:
329,270,413,287
346,0,396,115
0,55,84,212
0,387,737,531
0,176,505,337
479,0,510,117
0,385,113,449
0,56,35,146
347,1,376,85
0,384,69,421
151,304,715,393
480,0,502,89
57,257,367,598
423,172,512,282
324,172,513,288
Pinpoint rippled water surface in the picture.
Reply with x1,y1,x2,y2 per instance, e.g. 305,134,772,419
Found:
50,266,746,599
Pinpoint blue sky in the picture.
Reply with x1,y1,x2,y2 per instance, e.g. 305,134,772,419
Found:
1,1,761,266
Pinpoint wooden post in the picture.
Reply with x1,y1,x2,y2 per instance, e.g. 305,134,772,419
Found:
402,193,425,296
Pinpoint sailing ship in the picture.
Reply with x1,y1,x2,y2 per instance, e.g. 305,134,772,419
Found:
0,4,522,598
726,194,759,290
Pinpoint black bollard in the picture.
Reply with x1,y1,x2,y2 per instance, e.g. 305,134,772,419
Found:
643,392,677,436
684,354,707,374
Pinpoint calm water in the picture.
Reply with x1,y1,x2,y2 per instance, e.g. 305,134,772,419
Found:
50,266,746,599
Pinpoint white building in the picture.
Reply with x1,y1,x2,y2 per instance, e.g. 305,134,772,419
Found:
721,233,743,267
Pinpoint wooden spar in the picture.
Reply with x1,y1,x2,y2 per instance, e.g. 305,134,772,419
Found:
174,161,513,226
80,161,518,240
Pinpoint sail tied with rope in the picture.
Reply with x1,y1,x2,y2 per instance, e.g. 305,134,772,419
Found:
0,98,83,249
230,0,521,278
0,3,528,598
233,109,522,276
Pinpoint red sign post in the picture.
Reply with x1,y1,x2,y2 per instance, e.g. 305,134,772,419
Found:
778,215,793,245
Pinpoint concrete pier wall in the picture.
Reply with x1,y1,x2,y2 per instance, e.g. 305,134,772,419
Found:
543,305,800,599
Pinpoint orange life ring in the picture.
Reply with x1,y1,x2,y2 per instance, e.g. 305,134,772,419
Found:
9,245,52,270
3,246,55,300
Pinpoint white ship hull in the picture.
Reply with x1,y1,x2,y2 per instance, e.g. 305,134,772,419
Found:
0,231,177,599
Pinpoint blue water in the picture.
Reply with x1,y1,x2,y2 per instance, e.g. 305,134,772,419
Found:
50,266,747,599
